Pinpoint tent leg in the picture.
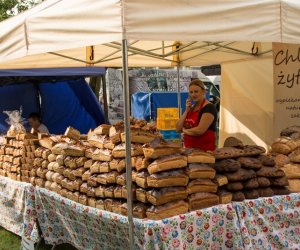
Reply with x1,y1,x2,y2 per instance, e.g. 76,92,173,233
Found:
101,73,109,124
177,65,181,117
122,39,134,250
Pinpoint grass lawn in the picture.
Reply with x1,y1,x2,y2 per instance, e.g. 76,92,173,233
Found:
0,227,77,250
0,227,20,250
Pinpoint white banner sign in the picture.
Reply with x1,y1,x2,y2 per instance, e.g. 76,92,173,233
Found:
273,43,300,137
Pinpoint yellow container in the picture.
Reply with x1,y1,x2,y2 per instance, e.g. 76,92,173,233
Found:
157,118,178,130
157,108,179,120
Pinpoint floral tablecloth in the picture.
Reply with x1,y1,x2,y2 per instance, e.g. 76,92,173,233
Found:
35,187,243,250
0,176,39,242
233,193,300,250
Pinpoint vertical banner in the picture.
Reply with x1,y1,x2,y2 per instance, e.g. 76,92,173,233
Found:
273,43,300,137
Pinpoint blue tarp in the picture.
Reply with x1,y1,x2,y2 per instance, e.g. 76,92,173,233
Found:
0,78,105,134
131,91,210,121
0,83,40,132
131,92,151,120
0,67,105,77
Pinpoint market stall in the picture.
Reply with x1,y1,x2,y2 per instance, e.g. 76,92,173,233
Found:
1,1,300,249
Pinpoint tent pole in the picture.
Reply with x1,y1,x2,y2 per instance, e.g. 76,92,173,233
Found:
101,73,109,124
177,64,181,117
122,39,134,250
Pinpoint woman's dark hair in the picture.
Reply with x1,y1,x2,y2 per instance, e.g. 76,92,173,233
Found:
28,112,41,122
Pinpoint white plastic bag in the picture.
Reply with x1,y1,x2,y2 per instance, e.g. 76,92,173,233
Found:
3,108,26,137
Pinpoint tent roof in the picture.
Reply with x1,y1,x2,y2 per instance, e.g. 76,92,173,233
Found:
0,0,299,67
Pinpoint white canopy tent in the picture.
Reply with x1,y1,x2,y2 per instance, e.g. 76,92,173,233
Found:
1,0,300,248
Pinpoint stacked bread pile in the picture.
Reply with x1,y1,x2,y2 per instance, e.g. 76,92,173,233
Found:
82,120,161,215
214,138,289,202
0,135,24,181
271,136,300,193
32,146,51,187
38,128,89,204
20,134,39,183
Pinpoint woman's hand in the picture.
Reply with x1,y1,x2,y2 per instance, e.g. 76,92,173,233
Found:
186,97,192,112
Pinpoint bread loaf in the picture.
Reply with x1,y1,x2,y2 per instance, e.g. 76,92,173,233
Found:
87,198,97,208
243,178,259,189
146,187,187,205
136,171,149,188
270,176,289,186
114,186,123,199
226,182,243,191
274,154,291,167
146,200,188,220
243,189,259,199
238,157,263,169
147,154,187,174
121,203,148,219
187,179,218,194
281,163,300,178
186,149,215,164
288,179,300,192
142,138,181,159
94,124,111,135
188,192,219,211
96,199,105,210
256,187,274,197
136,188,148,203
87,186,95,198
256,166,285,178
224,168,256,182
104,186,115,198
214,159,241,173
186,163,216,179
147,169,189,188
257,155,275,166
92,149,112,162
271,137,298,155
135,157,150,172
231,191,245,201
212,175,228,187
256,177,271,187
94,185,105,198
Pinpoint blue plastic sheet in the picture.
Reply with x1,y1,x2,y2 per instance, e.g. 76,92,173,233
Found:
0,78,105,134
0,83,40,133
131,92,151,120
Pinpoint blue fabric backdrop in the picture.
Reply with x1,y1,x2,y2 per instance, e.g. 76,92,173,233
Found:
0,78,105,134
0,83,40,133
131,91,210,121
131,92,151,120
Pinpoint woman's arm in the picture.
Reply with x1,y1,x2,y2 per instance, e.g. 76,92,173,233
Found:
183,113,214,136
176,111,189,132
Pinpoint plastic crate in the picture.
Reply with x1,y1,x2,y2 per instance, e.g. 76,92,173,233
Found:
157,118,178,130
160,130,181,140
157,108,179,120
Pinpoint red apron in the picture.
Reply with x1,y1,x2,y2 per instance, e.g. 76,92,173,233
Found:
183,100,216,151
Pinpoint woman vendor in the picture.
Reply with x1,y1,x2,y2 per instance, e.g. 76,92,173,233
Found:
176,79,217,151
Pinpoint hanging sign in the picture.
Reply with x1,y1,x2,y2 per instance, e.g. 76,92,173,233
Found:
273,42,300,137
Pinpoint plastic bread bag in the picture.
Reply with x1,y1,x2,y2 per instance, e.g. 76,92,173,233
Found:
3,108,26,137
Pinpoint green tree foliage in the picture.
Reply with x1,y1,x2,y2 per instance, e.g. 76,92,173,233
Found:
0,0,42,21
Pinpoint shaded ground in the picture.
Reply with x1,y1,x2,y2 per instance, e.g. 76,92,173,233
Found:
0,227,77,250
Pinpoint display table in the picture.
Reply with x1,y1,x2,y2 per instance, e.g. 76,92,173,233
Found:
35,187,243,250
233,193,300,250
0,176,39,242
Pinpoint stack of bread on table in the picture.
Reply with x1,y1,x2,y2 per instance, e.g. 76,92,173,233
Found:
213,137,290,202
271,126,300,193
0,135,24,181
20,134,39,183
